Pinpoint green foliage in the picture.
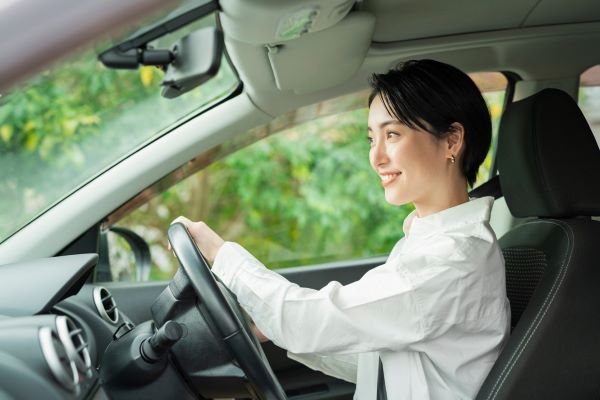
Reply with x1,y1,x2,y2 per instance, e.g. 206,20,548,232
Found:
118,109,413,278
215,109,412,265
0,54,153,237
0,30,237,241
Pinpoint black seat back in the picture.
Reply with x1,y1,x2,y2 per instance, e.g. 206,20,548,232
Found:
476,89,600,399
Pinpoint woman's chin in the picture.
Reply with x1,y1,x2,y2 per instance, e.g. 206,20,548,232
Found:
384,190,411,206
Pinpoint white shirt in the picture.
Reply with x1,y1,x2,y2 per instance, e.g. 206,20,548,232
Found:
212,196,511,399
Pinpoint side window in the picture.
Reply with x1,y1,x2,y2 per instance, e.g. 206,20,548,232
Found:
470,72,508,187
578,65,600,147
103,72,509,282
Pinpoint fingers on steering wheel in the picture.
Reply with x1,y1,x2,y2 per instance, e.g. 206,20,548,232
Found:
169,216,191,253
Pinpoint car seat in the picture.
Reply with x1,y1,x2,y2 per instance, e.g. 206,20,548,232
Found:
476,88,600,399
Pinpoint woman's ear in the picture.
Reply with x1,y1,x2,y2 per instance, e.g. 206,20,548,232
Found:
446,122,465,158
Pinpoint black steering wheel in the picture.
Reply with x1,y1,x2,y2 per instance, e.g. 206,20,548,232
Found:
167,222,286,400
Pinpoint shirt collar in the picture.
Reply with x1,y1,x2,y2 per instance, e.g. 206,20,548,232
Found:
403,196,495,240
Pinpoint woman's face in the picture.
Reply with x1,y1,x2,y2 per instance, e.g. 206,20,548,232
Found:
367,95,450,206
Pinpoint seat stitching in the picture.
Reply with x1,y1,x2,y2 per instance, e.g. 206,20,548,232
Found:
485,220,572,400
487,220,572,399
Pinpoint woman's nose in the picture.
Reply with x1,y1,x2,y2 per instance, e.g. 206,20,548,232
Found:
370,140,389,167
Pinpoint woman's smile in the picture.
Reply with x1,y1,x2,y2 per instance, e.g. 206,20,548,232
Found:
379,172,401,187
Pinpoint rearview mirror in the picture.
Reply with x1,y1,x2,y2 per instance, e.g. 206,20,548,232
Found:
161,27,223,99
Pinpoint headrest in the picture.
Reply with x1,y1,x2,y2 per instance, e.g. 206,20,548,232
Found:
497,88,600,218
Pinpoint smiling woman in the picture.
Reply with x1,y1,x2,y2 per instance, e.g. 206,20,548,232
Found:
0,12,238,243
172,60,511,399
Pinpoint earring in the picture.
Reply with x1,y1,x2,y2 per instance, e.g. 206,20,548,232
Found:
450,154,456,164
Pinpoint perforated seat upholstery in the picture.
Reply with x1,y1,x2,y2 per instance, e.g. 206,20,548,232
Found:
503,246,547,330
476,89,600,399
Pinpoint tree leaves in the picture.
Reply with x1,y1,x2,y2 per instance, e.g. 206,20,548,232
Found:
117,108,412,277
0,41,237,241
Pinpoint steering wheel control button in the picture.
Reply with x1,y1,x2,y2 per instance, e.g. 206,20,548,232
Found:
140,321,184,363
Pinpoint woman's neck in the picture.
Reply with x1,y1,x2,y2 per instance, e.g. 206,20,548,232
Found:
414,179,470,218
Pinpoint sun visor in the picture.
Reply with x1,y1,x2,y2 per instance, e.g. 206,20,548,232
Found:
220,0,357,44
267,12,375,94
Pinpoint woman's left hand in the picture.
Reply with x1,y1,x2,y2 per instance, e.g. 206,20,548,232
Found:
251,322,270,343
170,216,225,264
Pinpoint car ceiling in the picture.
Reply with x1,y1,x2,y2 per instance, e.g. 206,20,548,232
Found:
219,0,600,116
364,0,600,42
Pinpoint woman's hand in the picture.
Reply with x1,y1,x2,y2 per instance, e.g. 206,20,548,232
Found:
171,217,269,343
170,216,225,264
251,322,270,343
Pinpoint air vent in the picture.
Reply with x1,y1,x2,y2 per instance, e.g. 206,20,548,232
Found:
93,287,119,324
56,316,92,378
39,326,78,392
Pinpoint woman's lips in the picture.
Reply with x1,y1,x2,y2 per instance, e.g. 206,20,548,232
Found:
380,172,401,187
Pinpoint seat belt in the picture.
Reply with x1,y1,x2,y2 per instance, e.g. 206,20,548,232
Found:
377,358,387,400
468,175,502,199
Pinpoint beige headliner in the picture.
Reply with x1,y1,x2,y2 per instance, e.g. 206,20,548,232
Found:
220,0,600,117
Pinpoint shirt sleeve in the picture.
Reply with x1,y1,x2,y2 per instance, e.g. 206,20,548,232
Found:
211,241,428,355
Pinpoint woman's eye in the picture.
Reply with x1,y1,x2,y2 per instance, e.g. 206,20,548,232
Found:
386,132,399,139
367,136,374,146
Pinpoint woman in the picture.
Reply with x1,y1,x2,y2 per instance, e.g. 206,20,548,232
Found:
173,60,510,399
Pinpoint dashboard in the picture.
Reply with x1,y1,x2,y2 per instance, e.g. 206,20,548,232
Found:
0,248,255,400
0,254,131,399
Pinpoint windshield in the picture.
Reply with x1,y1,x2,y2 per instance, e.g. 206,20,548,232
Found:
0,12,238,243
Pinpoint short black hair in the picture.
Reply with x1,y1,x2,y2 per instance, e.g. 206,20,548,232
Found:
368,59,491,187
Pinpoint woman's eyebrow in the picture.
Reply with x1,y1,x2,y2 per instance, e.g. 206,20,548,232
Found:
367,120,401,131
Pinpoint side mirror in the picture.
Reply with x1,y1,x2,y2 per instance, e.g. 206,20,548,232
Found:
97,226,151,282
161,27,223,99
